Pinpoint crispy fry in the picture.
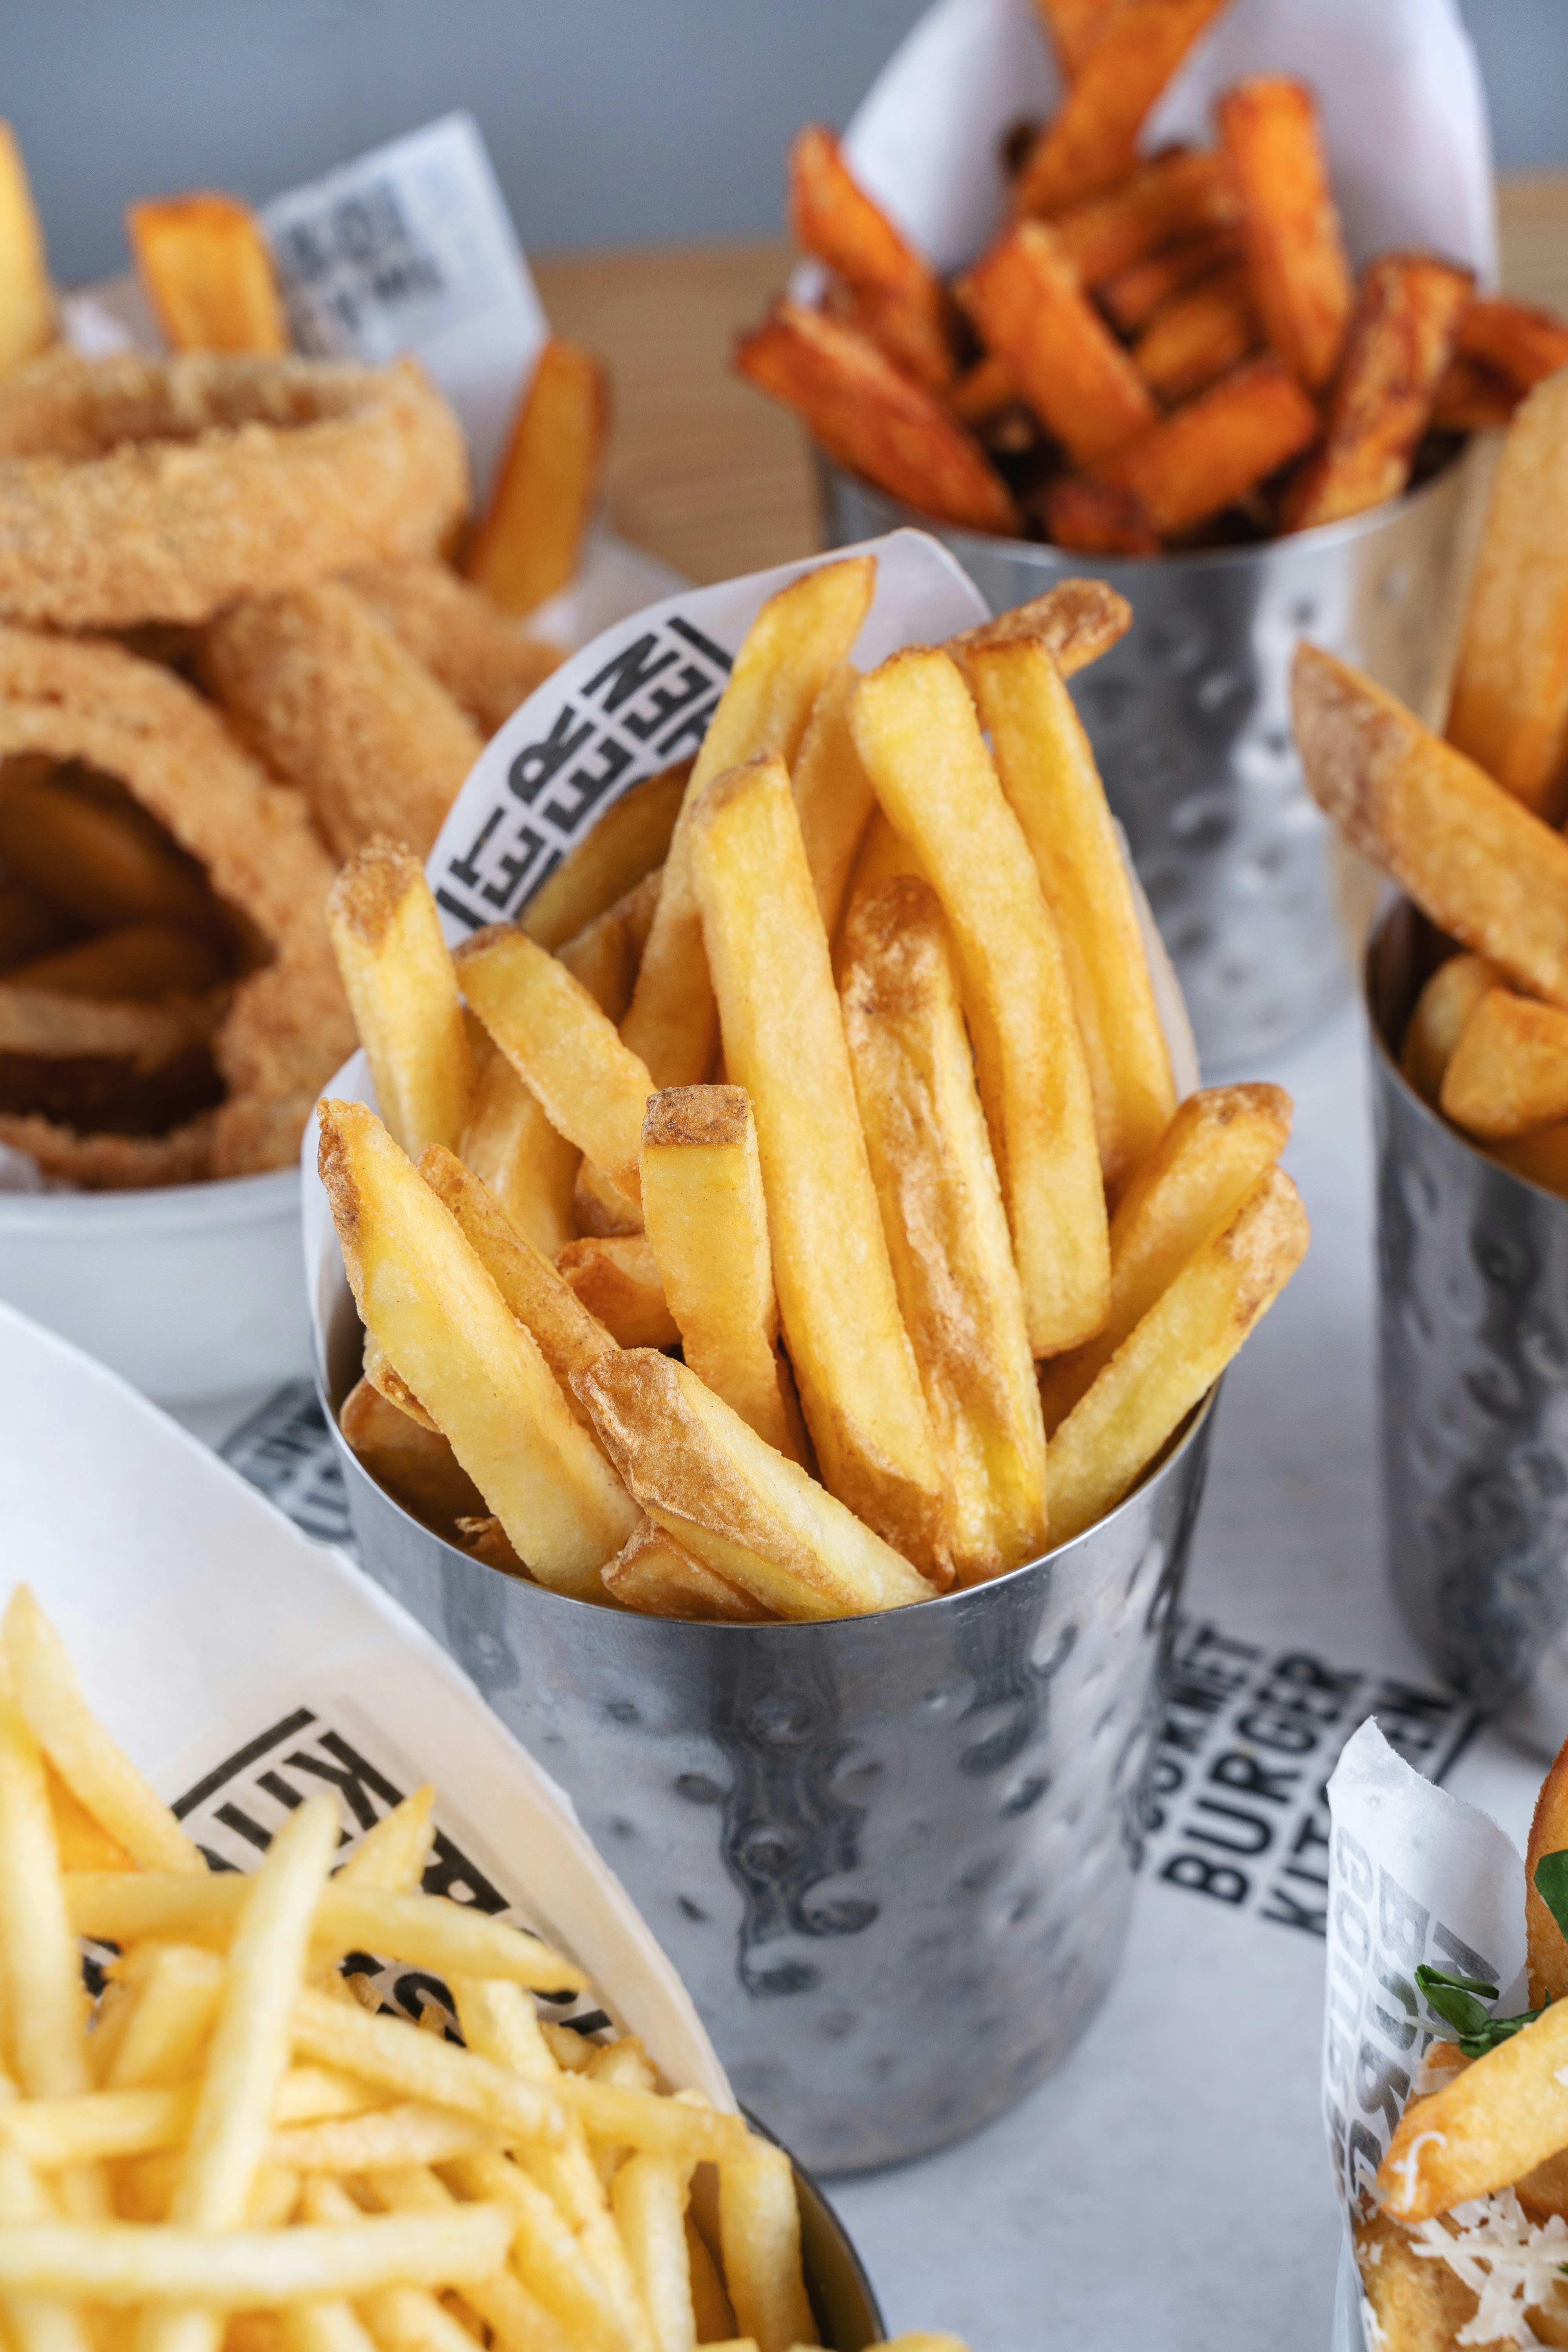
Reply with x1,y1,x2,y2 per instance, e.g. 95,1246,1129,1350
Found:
1043,477,1160,555
463,338,610,619
1051,150,1239,287
458,1045,580,1258
959,222,1156,464
345,560,562,737
454,1514,526,1575
1047,1167,1308,1543
575,1350,933,1619
842,879,1048,1581
851,648,1107,1357
603,1515,771,1621
1441,987,1568,1138
127,192,288,356
0,124,53,379
789,663,877,936
555,1235,680,1349
689,751,948,1570
1099,224,1243,332
43,1758,133,1875
717,2141,815,2352
1132,267,1258,403
555,894,641,1022
624,554,876,1091
1295,643,1568,1008
1034,0,1121,79
1218,78,1353,392
1527,1737,1568,2005
573,1154,644,1236
960,633,1176,1192
734,303,1018,536
318,1098,637,1593
522,764,690,950
789,127,953,391
1432,352,1518,433
1447,371,1568,819
327,838,473,1161
611,2152,697,2352
1457,298,1568,395
1286,255,1473,531
1353,2214,1479,2352
1400,954,1504,1107
951,576,1133,671
1096,356,1320,534
640,1085,805,1461
1038,1083,1290,1429
1379,1998,1568,2221
1015,1,1232,214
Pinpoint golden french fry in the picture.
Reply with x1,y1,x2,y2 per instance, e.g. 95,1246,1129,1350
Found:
290,1987,568,2145
959,221,1156,465
789,663,876,936
0,2208,513,2305
94,1944,223,2092
464,338,610,619
327,836,474,1161
458,1046,581,1259
950,577,1132,673
687,2217,738,2344
362,1332,438,1429
556,894,641,1021
960,633,1175,1193
575,1350,934,1620
719,2141,816,2352
42,1757,133,1874
602,1516,772,1622
1379,1997,1568,2221
1132,268,1258,403
1095,356,1320,536
1441,987,1568,1138
339,1376,486,1532
0,123,53,378
1038,1083,1291,1431
1400,955,1504,1108
1527,1737,1568,2005
0,2082,199,2169
1294,643,1568,1009
353,2164,563,2352
456,925,653,1203
623,555,877,1090
1015,0,1232,213
303,2175,513,2352
640,1085,805,1461
1048,1168,1309,1544
556,1234,680,1348
841,880,1048,1583
319,1099,638,1593
1352,2213,1474,2352
851,647,1108,1358
836,808,929,958
127,192,288,354
1218,78,1353,392
334,1784,435,1896
522,764,690,950
688,751,948,1570
573,1155,646,1237
271,2103,501,2175
1447,371,1568,820
441,2150,632,2347
612,2152,697,2352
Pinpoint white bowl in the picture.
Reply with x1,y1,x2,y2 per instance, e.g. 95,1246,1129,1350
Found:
0,1166,310,1405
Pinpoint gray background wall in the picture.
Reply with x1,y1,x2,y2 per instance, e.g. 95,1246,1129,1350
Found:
9,0,1567,287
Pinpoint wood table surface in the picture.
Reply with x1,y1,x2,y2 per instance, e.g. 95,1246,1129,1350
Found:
534,173,1568,589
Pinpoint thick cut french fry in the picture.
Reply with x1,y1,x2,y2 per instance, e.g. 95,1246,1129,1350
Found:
841,880,1049,1582
851,649,1107,1357
0,124,53,379
959,222,1156,464
1015,0,1232,214
459,1048,580,1258
789,664,876,936
1037,1083,1290,1430
949,350,1018,425
1095,356,1320,534
735,303,1018,537
640,1085,804,1461
789,127,953,391
463,339,609,619
1457,298,1568,395
1528,1737,1568,2005
1286,255,1473,531
1034,0,1120,79
0,2209,513,2305
837,808,929,952
557,1235,680,1349
611,2154,698,2352
454,1514,526,1574
1132,267,1258,403
522,764,690,950
1441,987,1568,1138
1050,150,1240,287
623,555,878,1093
556,867,663,1024
318,1099,637,1593
1447,372,1568,820
1353,2213,1477,2352
961,633,1175,1192
127,192,288,355
1379,1997,1568,2221
718,2142,816,2352
1044,477,1161,555
1432,352,1518,433
688,751,948,1569
951,577,1132,673
1048,1168,1308,1544
573,1156,645,1236
327,837,473,1161
575,1351,933,1620
339,1376,485,1531
602,1517,771,1622
1294,643,1568,1008
1218,79,1353,392
456,925,654,1203
1400,954,1504,1107
1099,224,1243,332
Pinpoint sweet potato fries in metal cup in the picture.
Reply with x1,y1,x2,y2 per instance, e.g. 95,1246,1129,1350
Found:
319,554,1310,1621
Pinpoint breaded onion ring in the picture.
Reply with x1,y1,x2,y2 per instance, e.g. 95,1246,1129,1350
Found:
0,350,468,630
345,560,563,736
0,628,353,1185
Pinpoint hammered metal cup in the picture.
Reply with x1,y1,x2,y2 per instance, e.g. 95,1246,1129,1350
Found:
1370,900,1568,1759
824,463,1472,1071
318,1283,1216,2174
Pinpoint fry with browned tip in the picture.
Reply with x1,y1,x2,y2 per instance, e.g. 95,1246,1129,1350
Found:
959,221,1156,465
603,1516,772,1622
327,838,473,1161
1014,0,1231,215
127,192,288,355
788,126,954,390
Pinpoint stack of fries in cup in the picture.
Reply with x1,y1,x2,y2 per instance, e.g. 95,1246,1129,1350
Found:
1294,368,1568,1198
737,0,1568,554
320,549,1310,1621
0,1583,960,2352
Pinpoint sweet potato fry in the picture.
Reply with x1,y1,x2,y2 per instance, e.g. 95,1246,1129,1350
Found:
520,764,689,951
1051,150,1239,287
1399,954,1503,1108
1431,353,1518,434
961,633,1176,1192
0,124,53,379
1132,267,1258,403
788,662,876,935
464,338,609,619
1286,255,1473,531
1457,298,1568,395
1015,0,1232,215
338,1377,485,1533
1378,2000,1568,2221
602,1517,771,1622
1527,1737,1568,2005
842,879,1049,1581
127,192,288,355
457,1048,579,1258
327,838,473,1161
1034,0,1121,80
1099,224,1243,332
1447,370,1568,819
556,1235,680,1349
1048,1167,1308,1544
1441,988,1568,1138
949,351,1019,425
851,648,1107,1357
1043,477,1160,554
1038,1083,1290,1430
734,303,1018,535
788,127,954,391
960,221,1156,464
319,1100,638,1592
951,577,1133,671
1295,642,1568,1008
1096,357,1320,534
1489,1122,1568,1199
689,752,949,1572
1218,78,1353,393
573,1351,933,1619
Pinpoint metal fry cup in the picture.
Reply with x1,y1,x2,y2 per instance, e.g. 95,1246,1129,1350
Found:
1369,899,1568,1759
825,461,1475,1071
